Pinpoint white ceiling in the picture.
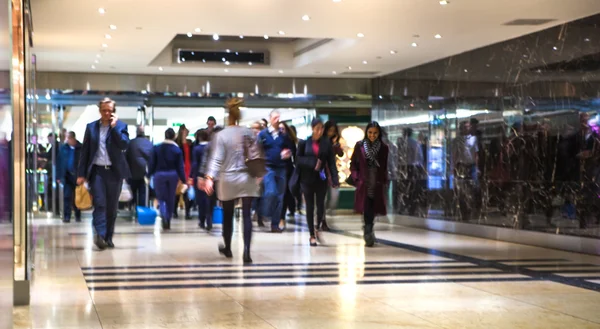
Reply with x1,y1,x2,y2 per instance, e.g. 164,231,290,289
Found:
30,0,600,78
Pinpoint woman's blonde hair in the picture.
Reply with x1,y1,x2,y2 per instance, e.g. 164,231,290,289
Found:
226,98,244,125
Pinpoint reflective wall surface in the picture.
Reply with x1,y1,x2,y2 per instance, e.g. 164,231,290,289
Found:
373,13,600,238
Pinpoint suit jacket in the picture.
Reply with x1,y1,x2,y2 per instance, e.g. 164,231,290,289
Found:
126,136,153,180
77,119,131,181
296,136,339,186
57,142,82,185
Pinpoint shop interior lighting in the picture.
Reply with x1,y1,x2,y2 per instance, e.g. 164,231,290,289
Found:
213,34,219,41
302,15,310,21
98,8,106,14
109,25,117,30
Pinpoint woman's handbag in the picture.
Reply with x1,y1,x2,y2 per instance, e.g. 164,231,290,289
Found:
345,175,356,187
289,167,300,194
243,133,267,178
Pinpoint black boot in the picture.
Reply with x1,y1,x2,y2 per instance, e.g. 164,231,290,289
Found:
218,244,233,258
364,224,375,247
94,234,108,250
243,247,252,264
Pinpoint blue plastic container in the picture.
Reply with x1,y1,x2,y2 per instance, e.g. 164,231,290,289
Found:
213,206,223,224
136,206,157,225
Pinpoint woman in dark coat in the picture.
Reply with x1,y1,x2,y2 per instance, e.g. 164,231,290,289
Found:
350,121,389,247
296,118,339,246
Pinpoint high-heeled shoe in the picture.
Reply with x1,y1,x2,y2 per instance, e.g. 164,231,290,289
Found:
218,244,233,258
310,237,318,247
243,248,252,264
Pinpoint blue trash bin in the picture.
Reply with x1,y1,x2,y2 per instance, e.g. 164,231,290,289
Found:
213,206,223,224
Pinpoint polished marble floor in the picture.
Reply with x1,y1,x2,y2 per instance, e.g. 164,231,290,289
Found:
12,212,600,329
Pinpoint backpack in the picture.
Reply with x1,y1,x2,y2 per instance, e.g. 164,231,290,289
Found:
243,133,267,178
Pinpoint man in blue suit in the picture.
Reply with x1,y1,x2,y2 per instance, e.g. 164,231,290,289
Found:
57,131,82,223
77,98,131,250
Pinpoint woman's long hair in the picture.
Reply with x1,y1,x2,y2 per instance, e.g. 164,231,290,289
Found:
226,98,243,125
280,121,298,144
175,124,189,147
324,120,340,142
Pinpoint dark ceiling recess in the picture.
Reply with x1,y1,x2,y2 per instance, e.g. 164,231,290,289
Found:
178,50,267,65
530,52,600,72
503,18,556,26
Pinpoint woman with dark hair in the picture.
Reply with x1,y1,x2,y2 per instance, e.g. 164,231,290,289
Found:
204,98,260,263
175,125,193,219
323,120,345,228
279,121,298,226
296,118,339,246
150,128,187,230
190,129,211,230
350,121,389,247
289,125,303,214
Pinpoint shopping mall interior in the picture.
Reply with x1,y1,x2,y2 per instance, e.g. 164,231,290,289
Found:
3,0,600,328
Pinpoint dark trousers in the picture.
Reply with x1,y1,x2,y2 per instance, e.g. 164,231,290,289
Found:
302,182,327,237
63,181,81,221
281,184,296,218
154,171,179,223
364,197,375,226
222,197,253,250
90,166,121,241
174,193,192,217
196,187,212,226
128,178,147,207
263,167,287,228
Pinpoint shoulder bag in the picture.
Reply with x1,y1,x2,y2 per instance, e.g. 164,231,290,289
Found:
243,131,267,178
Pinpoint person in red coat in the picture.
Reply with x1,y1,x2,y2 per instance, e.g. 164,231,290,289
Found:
350,121,389,247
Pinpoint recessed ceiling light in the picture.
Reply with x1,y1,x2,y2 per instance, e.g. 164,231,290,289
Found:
552,46,558,50
362,60,368,64
96,54,101,58
248,62,253,66
94,59,99,64
98,8,106,14
105,34,112,39
486,64,491,67
439,0,449,5
222,57,226,62
278,31,285,35
239,35,244,39
187,32,193,38
158,67,163,71
584,38,590,42
225,61,230,66
109,25,117,30
411,42,418,47
224,69,229,72
249,50,253,53
226,49,231,53
278,70,284,74
464,69,468,73
434,34,442,39
202,59,206,63
91,65,96,69
390,50,397,54
264,35,269,39
347,66,352,70
195,28,202,33
302,15,310,21
357,33,365,38
213,34,219,41
102,43,108,48
332,71,337,75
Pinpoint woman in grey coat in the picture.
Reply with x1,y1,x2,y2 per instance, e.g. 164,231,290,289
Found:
204,98,260,263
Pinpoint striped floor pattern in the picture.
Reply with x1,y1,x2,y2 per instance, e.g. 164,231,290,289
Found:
80,258,600,291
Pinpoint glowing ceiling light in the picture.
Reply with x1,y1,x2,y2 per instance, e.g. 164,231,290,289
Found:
390,50,397,54
439,0,449,5
239,35,244,39
213,34,219,41
411,42,418,47
105,34,112,39
98,8,106,14
158,67,163,71
248,62,253,66
357,33,365,38
195,28,202,32
278,70,284,74
102,43,108,48
91,65,96,69
332,71,337,75
109,25,117,30
187,32,193,38
435,34,442,39
302,15,310,21
224,69,229,72
264,35,269,39
278,31,285,35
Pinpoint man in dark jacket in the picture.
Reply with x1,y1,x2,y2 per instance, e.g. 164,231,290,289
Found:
57,131,82,223
126,126,153,209
257,110,294,232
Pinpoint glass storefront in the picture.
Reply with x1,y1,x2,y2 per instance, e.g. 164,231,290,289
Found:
372,12,600,239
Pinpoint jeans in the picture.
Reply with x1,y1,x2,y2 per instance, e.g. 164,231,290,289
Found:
262,166,287,228
154,171,179,223
303,182,327,237
222,197,253,250
196,187,211,226
90,166,121,241
63,181,81,221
